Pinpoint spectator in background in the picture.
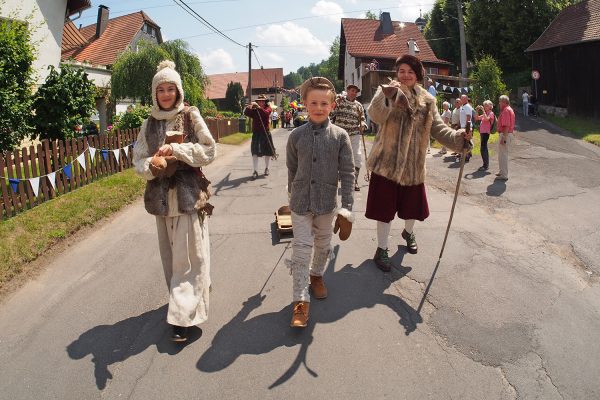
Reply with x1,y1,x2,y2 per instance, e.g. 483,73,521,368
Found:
496,95,515,181
271,109,279,129
474,100,495,171
426,78,437,98
438,101,452,154
458,94,473,162
522,90,529,116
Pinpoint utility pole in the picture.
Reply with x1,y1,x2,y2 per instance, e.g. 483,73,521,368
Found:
456,0,467,87
248,43,252,103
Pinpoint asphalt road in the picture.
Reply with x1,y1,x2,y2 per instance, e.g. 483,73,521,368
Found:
1,116,599,399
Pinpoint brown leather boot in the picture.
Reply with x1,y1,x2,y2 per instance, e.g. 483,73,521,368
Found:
290,301,310,328
310,275,328,299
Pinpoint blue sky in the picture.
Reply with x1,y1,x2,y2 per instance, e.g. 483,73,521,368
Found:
77,0,435,75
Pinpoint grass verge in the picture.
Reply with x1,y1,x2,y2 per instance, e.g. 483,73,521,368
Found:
219,132,252,145
541,114,600,146
0,168,145,291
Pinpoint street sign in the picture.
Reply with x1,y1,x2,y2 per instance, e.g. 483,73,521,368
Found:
532,70,540,80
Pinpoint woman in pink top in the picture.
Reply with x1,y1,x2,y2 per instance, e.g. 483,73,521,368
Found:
474,100,495,171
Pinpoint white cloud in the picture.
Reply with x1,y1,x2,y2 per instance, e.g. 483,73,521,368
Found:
256,22,329,57
198,48,235,74
310,0,345,23
263,51,285,65
396,0,428,22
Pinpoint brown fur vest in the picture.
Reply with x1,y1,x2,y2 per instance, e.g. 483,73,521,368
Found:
143,107,209,216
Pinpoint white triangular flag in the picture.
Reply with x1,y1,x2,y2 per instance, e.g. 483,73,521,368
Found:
123,147,129,158
443,85,447,91
77,153,87,170
89,147,96,163
112,149,120,163
30,177,40,197
47,172,57,191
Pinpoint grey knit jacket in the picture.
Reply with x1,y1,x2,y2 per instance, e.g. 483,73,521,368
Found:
287,119,354,215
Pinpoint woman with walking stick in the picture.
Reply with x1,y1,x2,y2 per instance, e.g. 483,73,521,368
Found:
365,55,472,271
244,94,276,180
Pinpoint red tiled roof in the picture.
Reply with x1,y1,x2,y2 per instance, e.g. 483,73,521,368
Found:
206,72,249,100
526,0,600,52
61,20,88,58
62,11,161,66
341,18,449,64
206,68,284,99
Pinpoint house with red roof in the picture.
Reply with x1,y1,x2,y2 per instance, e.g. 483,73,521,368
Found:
338,12,455,103
525,0,600,119
61,5,163,132
206,68,284,110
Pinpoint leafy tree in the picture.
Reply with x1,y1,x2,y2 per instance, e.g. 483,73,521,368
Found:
365,10,378,20
113,105,152,130
469,55,506,108
284,72,303,88
0,15,36,151
424,0,469,73
465,0,578,73
224,81,244,113
32,64,96,141
280,96,290,112
199,97,218,118
111,40,208,106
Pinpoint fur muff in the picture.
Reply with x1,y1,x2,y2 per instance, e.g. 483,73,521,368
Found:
367,83,466,185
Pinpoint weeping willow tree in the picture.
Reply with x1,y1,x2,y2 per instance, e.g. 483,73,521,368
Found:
111,40,207,106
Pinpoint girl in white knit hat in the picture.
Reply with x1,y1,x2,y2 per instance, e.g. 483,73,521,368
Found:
133,60,217,342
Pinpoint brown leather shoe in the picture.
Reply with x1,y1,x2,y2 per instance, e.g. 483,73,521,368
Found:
310,275,328,299
290,301,310,328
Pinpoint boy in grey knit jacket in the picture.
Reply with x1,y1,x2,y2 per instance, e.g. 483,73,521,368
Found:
285,77,355,328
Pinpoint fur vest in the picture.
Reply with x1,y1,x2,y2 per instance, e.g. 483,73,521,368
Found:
143,107,208,216
367,83,466,185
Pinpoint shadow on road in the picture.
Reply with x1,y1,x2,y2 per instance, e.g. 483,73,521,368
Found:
465,169,491,180
486,180,507,196
211,172,253,196
66,305,201,390
197,246,420,389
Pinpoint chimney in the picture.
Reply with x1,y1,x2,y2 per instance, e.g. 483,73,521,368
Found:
379,12,393,34
96,5,109,39
408,38,419,56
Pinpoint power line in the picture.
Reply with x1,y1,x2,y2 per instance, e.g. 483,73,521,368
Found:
172,0,247,48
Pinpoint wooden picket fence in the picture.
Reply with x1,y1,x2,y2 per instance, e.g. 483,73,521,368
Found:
0,129,138,219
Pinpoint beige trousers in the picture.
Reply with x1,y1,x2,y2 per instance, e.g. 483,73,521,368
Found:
155,213,211,327
288,211,335,302
349,134,362,169
498,133,513,178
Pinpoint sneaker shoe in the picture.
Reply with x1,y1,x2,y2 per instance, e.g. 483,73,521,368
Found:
373,247,392,272
496,176,509,181
402,229,418,254
290,301,310,328
251,170,259,180
478,166,488,171
264,168,269,176
495,172,502,176
309,275,327,299
171,325,188,342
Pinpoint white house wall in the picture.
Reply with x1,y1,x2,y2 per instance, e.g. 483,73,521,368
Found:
1,0,69,85
343,48,363,93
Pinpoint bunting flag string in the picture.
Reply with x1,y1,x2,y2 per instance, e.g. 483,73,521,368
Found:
431,80,474,95
1,141,134,194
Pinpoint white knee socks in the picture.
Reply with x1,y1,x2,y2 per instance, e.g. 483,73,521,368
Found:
377,221,391,249
252,155,259,172
404,219,415,234
264,156,270,169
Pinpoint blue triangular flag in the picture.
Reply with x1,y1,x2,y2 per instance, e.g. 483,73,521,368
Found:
101,150,108,160
9,178,19,193
63,164,72,179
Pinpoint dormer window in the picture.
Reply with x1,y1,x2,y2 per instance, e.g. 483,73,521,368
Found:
143,23,156,37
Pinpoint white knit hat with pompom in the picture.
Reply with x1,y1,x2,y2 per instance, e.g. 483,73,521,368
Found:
151,60,184,112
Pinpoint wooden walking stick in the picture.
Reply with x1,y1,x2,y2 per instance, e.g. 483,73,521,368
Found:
417,121,472,313
360,127,370,182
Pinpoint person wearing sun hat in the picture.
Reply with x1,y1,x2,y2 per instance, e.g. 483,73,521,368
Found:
244,94,276,179
285,76,355,328
332,84,368,191
133,60,217,342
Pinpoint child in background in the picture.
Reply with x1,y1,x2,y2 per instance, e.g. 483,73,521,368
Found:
285,77,355,328
133,60,217,342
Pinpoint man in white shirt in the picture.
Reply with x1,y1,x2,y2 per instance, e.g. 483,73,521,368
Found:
458,94,473,162
522,90,529,116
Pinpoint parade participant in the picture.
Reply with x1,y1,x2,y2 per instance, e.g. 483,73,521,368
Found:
366,55,472,271
496,95,515,181
332,84,368,191
474,100,495,171
133,60,217,342
286,77,355,328
244,94,276,179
